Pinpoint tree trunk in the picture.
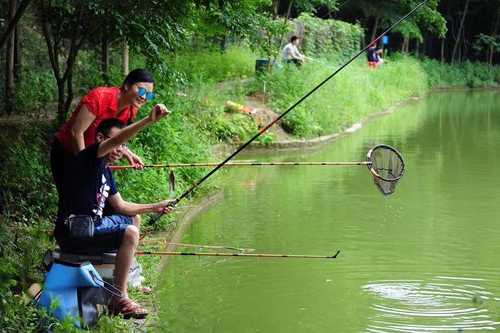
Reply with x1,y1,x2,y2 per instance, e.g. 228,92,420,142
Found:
370,16,380,42
461,25,467,61
272,0,279,18
64,69,74,119
278,0,294,49
56,79,65,124
401,37,409,53
4,0,17,115
219,36,226,53
218,0,226,53
14,4,21,82
440,38,445,64
0,0,31,50
122,41,129,76
101,35,109,85
451,0,470,63
488,8,500,66
40,1,83,124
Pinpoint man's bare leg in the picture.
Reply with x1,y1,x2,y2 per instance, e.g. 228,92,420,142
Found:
132,214,141,228
114,225,139,297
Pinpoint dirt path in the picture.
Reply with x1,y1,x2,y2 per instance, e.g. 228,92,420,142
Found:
244,94,291,141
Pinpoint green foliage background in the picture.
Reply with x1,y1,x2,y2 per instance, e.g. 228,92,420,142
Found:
296,13,364,60
1,9,500,331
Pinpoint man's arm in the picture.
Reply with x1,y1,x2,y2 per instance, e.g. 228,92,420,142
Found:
292,46,305,60
107,192,175,216
97,104,169,158
122,146,145,169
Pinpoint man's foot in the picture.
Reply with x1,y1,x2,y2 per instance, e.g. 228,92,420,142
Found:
140,286,152,294
110,297,149,319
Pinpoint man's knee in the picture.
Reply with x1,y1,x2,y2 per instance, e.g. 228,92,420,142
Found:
123,225,139,247
132,215,141,227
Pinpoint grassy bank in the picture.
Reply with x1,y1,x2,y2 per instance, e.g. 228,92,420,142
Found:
254,55,428,137
421,58,500,89
2,45,500,331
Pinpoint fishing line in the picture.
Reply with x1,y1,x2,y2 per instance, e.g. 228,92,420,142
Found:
150,1,425,222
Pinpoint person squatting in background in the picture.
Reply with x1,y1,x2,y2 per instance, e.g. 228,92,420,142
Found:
282,35,306,67
367,42,384,68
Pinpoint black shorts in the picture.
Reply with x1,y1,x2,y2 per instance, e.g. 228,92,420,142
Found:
287,59,303,67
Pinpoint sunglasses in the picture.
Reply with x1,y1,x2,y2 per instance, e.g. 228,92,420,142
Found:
136,87,155,101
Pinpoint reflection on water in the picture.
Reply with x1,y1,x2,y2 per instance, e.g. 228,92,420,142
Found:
364,276,500,332
157,92,500,333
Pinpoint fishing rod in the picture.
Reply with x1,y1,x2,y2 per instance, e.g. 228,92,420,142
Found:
166,242,254,252
150,1,423,222
137,250,341,260
140,240,255,253
111,161,371,170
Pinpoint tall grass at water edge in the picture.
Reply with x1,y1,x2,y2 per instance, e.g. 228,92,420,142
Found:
421,58,500,88
256,56,428,137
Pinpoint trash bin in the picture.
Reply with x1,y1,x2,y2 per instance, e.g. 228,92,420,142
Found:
255,59,270,74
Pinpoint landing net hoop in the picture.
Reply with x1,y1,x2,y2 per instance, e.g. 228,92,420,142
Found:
366,144,405,195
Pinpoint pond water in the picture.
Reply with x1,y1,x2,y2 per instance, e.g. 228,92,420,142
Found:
155,91,500,332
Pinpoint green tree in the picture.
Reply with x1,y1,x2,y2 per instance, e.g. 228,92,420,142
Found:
35,0,192,123
189,0,271,52
342,0,446,53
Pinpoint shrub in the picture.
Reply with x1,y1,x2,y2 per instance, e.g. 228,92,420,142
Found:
294,13,364,61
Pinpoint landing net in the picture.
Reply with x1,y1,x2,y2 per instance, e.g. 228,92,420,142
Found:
367,145,405,196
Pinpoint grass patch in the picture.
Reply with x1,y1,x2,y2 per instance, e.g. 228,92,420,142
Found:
253,55,428,137
421,58,500,88
167,46,256,83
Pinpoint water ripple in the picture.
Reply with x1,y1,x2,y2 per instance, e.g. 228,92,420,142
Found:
362,276,500,332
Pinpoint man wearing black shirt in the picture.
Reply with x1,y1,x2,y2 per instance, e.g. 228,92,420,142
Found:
55,104,172,319
367,42,383,68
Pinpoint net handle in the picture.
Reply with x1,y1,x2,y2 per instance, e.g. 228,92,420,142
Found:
366,144,405,182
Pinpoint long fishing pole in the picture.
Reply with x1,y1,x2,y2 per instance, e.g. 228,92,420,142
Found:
166,242,254,252
111,161,371,170
140,240,255,252
150,1,427,223
137,250,341,260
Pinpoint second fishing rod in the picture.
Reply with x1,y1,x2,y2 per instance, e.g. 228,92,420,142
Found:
110,161,371,170
149,1,426,223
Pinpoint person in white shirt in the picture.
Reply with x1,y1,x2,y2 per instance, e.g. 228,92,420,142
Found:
282,35,305,66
